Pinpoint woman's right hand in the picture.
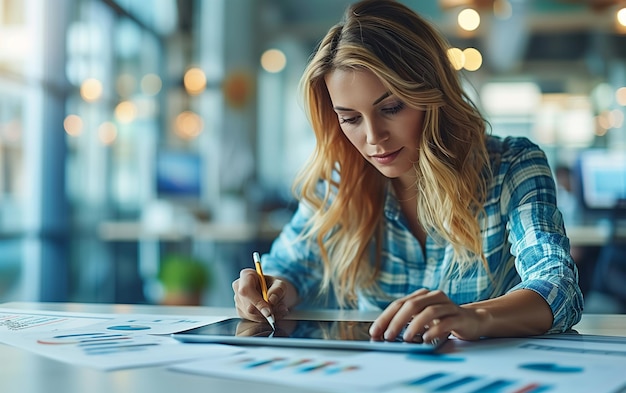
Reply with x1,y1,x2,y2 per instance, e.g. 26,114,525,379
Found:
232,268,296,322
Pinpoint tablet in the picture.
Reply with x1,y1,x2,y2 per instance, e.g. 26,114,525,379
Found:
171,318,445,353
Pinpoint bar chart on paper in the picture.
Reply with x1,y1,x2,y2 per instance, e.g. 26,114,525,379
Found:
384,336,626,393
173,350,560,392
171,336,626,393
238,356,360,375
37,332,160,355
12,329,240,370
391,371,553,393
170,348,417,392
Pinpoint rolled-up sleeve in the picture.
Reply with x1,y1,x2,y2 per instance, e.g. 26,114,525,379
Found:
502,139,584,332
260,202,333,308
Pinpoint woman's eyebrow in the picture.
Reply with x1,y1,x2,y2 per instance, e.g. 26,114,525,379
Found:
372,92,391,105
333,92,392,112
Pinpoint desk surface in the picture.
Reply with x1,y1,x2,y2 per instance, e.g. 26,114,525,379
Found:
1,302,625,393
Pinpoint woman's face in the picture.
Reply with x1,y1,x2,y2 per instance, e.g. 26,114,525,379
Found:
325,68,425,184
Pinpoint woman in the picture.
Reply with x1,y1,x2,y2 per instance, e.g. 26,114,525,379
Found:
233,0,583,344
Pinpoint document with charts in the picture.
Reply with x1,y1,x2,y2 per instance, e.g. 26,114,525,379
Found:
171,334,626,393
0,308,238,370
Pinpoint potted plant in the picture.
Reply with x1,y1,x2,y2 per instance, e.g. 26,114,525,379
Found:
157,254,212,306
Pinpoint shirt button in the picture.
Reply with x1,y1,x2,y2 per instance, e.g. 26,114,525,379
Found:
427,258,436,264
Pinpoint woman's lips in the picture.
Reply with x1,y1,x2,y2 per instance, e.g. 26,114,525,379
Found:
371,148,402,164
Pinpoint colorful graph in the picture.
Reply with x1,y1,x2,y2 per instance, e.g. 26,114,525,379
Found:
519,363,583,373
36,332,159,356
407,352,465,362
107,325,151,331
81,342,159,356
234,355,360,375
403,372,552,393
37,332,130,345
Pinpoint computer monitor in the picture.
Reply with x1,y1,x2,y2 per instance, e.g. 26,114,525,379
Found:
155,150,203,202
577,149,626,211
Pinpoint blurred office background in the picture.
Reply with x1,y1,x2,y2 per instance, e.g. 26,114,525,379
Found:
1,0,626,311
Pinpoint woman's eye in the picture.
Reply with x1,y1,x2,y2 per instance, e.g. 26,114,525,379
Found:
340,116,359,124
383,102,405,115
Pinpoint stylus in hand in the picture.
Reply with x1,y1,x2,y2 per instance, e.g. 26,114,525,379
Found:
253,252,276,330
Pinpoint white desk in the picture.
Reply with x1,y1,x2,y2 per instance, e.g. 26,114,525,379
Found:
0,302,379,393
1,302,624,393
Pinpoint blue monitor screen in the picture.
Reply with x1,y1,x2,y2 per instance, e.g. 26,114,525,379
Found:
578,149,626,210
155,151,202,198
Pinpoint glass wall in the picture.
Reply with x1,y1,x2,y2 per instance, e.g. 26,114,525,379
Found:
64,0,166,302
0,0,171,303
0,0,27,301
1,0,625,311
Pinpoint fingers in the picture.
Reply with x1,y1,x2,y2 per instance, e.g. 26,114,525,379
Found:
370,289,455,343
267,285,290,319
232,268,290,322
369,288,429,340
233,268,268,322
408,310,447,343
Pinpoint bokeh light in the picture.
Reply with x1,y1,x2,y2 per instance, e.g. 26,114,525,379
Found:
616,87,626,106
493,0,512,20
447,47,465,70
458,8,480,31
80,78,103,102
174,111,203,140
617,7,626,27
64,114,83,137
98,122,118,145
463,48,482,71
183,67,207,95
114,101,138,123
141,73,162,96
260,49,287,73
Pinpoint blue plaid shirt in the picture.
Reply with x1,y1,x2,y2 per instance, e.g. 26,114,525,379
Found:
261,136,583,333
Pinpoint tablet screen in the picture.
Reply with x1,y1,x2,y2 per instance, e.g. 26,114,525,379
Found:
180,318,379,341
172,318,444,353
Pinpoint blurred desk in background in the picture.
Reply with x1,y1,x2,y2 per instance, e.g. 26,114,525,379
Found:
100,221,620,246
566,223,611,246
566,222,626,246
98,220,281,243
98,221,282,306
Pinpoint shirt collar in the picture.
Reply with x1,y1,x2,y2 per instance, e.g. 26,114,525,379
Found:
383,182,402,221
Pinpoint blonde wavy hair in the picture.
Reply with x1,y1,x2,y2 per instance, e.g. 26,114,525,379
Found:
294,0,491,307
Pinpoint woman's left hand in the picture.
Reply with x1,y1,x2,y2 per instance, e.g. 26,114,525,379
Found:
369,288,489,344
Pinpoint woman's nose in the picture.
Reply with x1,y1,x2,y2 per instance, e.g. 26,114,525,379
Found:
364,118,388,145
